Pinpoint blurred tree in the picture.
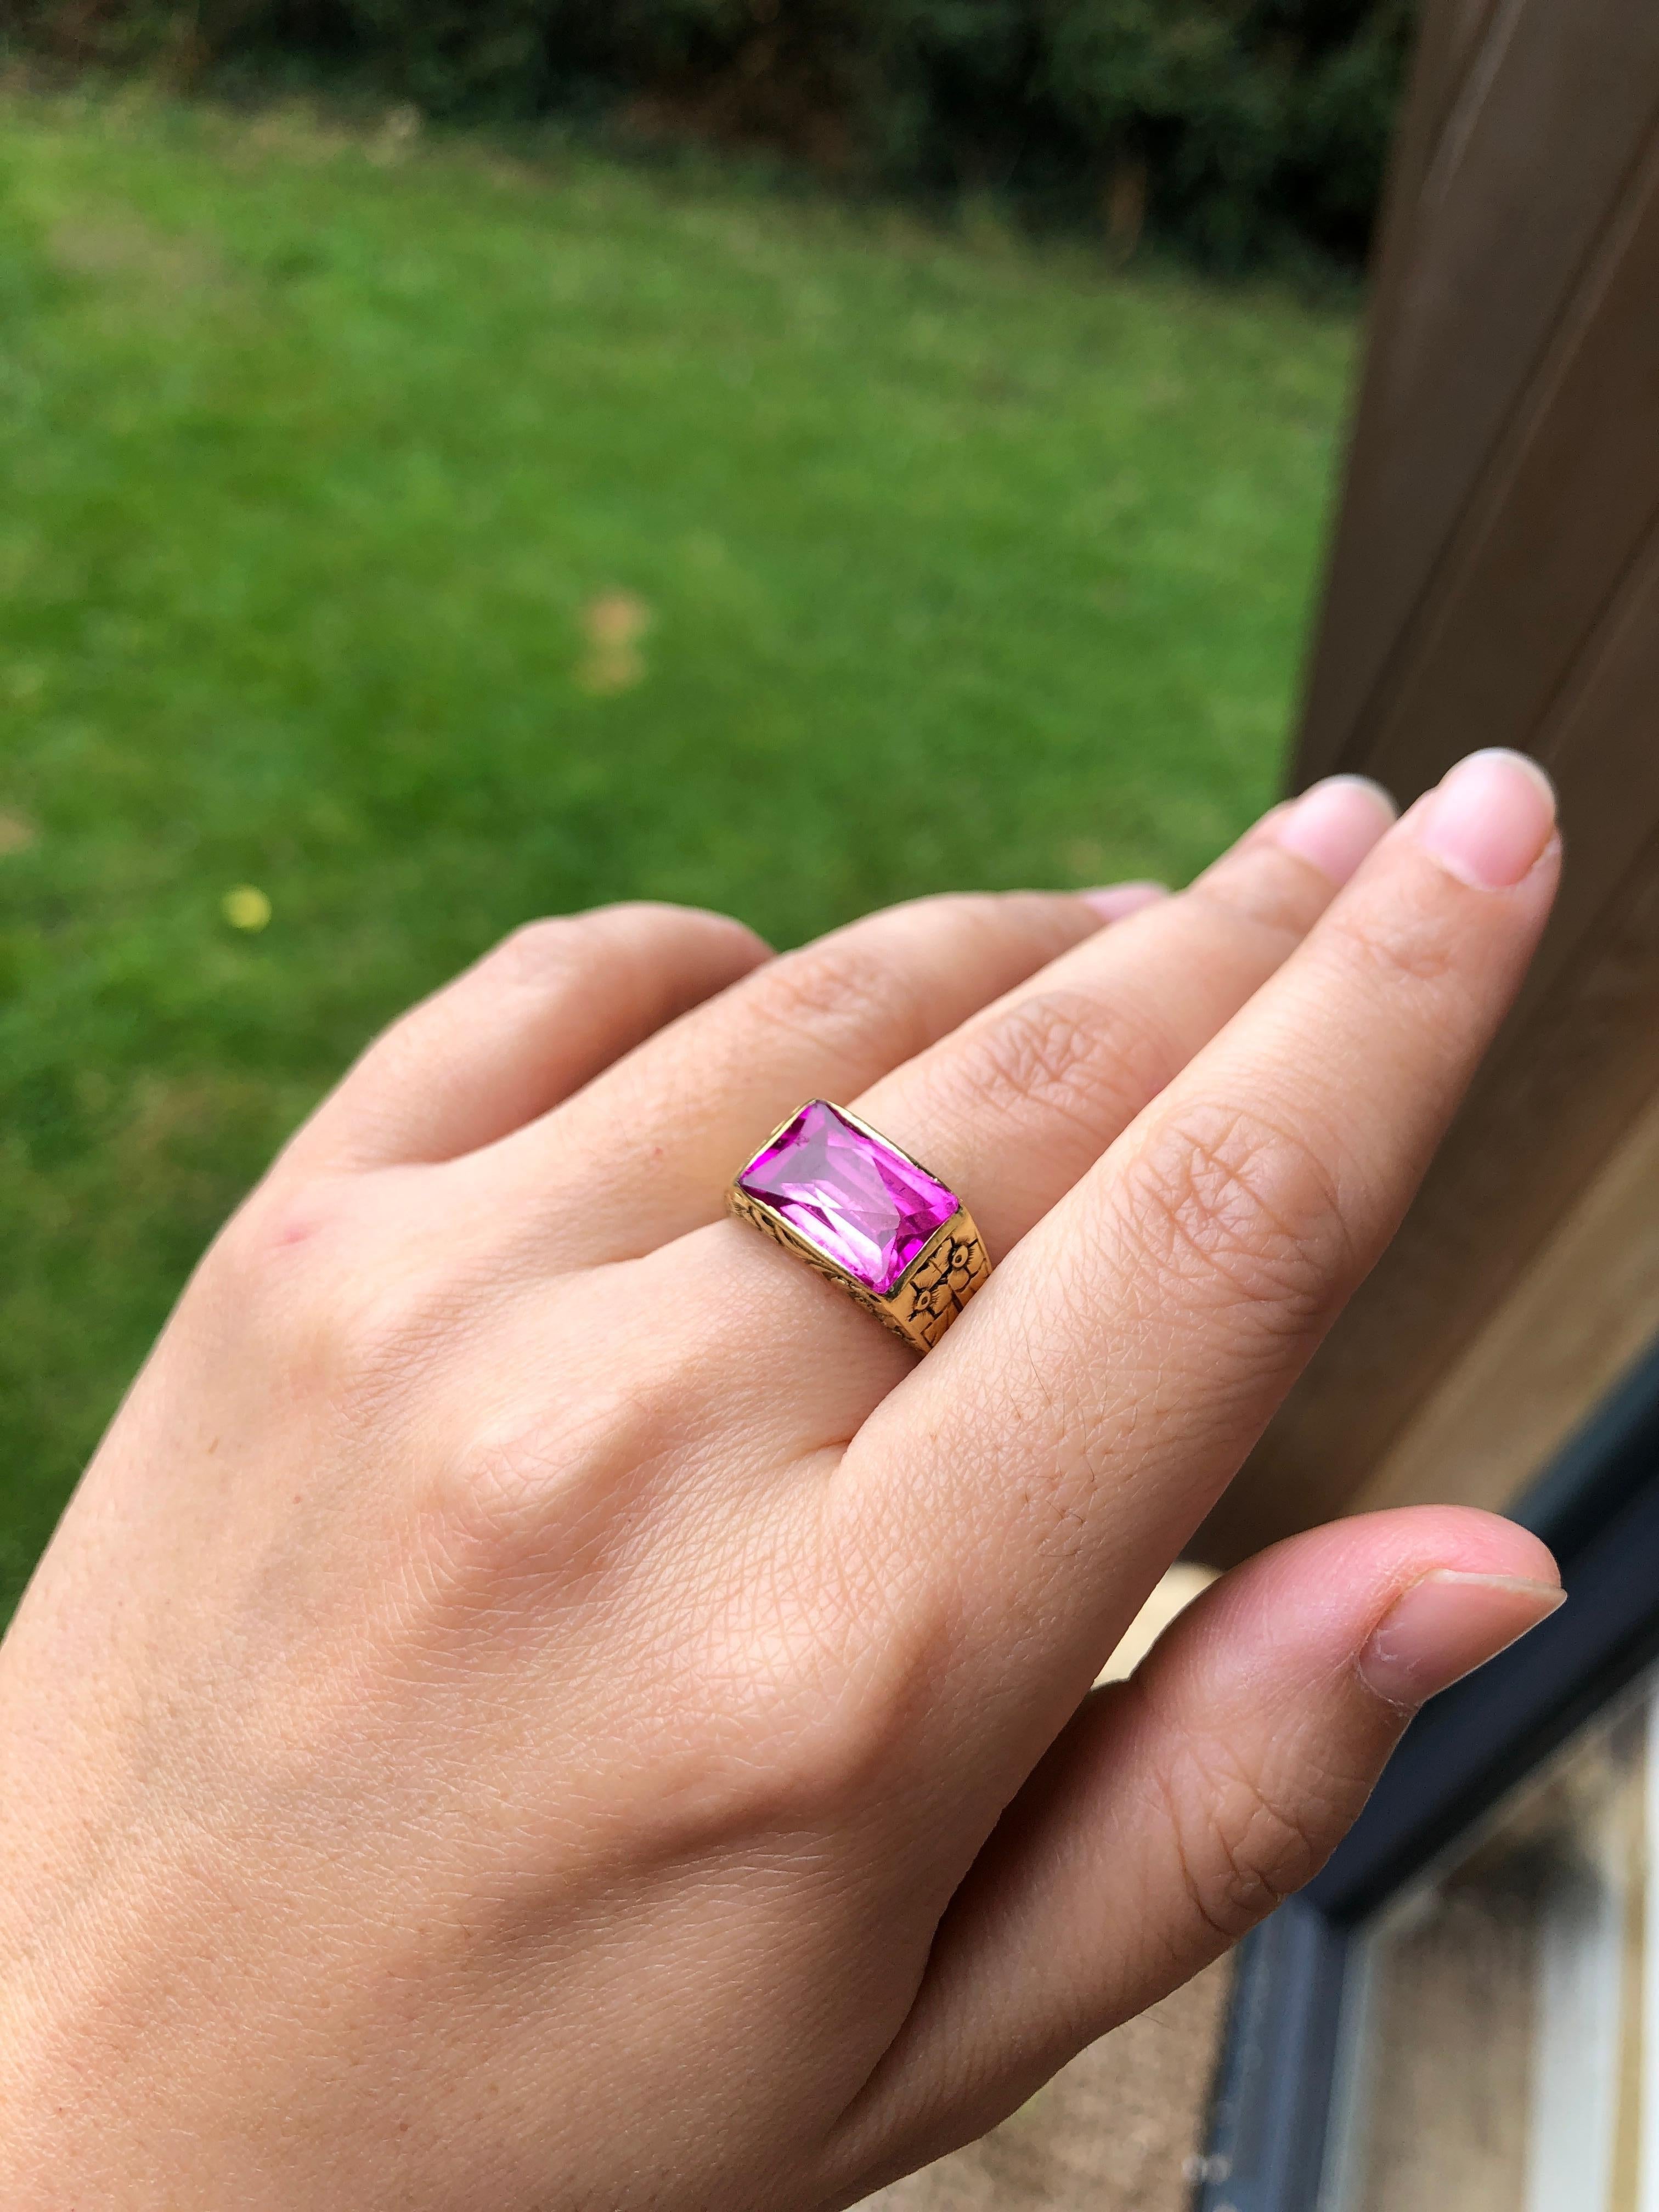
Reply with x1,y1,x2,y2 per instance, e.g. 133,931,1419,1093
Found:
8,0,1414,263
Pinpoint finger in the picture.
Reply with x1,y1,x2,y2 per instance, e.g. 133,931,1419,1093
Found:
848,749,1561,1776
842,774,1398,1263
832,1507,1562,2188
610,775,1394,1481
282,903,770,1175
470,782,1390,1281
467,889,1115,1257
1081,879,1171,922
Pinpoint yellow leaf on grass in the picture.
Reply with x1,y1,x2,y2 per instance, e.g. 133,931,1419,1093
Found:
223,885,273,933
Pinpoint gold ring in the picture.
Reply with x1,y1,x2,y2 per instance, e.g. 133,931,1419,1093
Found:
726,1100,991,1352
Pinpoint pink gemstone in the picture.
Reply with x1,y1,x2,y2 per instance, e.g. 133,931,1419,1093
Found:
737,1101,958,1295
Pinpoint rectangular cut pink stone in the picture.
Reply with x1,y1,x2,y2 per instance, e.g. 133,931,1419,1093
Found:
737,1101,958,1295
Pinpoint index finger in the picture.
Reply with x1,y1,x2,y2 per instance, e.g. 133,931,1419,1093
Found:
843,750,1560,1787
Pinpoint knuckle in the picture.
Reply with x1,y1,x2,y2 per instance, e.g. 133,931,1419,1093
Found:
737,891,1069,1068
420,1361,685,1586
484,912,598,990
645,900,772,965
1164,1737,1334,1943
341,1270,446,1377
213,1172,358,1294
747,1703,894,1830
481,905,696,989
1120,1101,1353,1330
746,934,929,1060
651,1638,910,1845
309,1266,463,1425
1186,842,1330,944
481,905,768,1026
1323,896,1461,991
205,1178,444,1409
421,1414,572,1580
430,1420,590,1577
594,899,768,967
955,988,1173,1139
630,1547,932,1850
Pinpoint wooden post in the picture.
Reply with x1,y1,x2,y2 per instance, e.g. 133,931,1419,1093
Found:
1199,0,1659,1563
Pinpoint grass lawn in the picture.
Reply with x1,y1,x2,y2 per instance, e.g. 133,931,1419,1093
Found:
0,86,1354,1616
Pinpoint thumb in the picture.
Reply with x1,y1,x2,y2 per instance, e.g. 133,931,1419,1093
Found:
831,1506,1561,2193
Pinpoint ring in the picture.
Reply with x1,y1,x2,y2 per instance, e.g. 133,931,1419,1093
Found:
726,1100,991,1351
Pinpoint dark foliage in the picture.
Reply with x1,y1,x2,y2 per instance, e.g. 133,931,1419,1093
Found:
5,0,1415,263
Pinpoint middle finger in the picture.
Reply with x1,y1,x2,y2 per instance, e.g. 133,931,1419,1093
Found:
847,776,1398,1265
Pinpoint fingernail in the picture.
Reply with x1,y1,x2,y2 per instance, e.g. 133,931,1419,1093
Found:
1359,1570,1564,1709
1413,749,1558,889
1081,881,1171,922
1271,776,1398,884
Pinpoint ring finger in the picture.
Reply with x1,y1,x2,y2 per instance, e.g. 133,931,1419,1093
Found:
470,778,1395,1298
670,773,1399,1408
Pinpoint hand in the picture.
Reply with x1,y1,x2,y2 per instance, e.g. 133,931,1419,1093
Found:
0,750,1564,2211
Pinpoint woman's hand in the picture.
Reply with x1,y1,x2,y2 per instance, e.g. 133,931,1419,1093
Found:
0,751,1564,2212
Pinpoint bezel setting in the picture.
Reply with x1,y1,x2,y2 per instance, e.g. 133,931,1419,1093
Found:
726,1100,991,1352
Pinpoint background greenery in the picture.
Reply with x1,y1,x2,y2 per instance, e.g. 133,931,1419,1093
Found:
0,86,1353,1616
9,0,1415,267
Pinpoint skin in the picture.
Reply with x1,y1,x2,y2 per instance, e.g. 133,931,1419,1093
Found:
0,753,1565,2210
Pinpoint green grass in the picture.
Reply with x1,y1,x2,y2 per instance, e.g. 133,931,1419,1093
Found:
0,86,1353,1615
